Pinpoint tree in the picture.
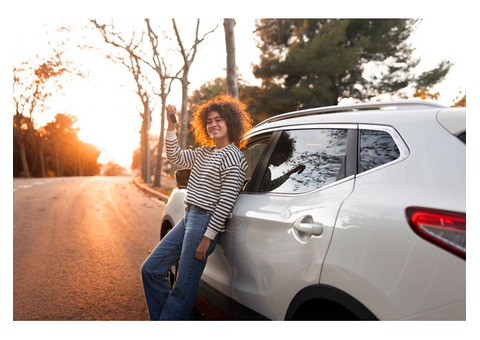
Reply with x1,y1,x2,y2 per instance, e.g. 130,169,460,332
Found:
144,19,182,188
13,114,36,177
413,87,439,101
189,77,268,127
91,19,154,184
224,19,239,98
43,113,101,176
253,19,452,115
131,133,158,174
13,113,101,177
172,19,218,150
102,162,127,176
13,52,70,177
452,90,466,107
80,142,102,176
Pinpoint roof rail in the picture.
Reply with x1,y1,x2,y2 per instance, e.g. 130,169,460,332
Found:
253,100,447,128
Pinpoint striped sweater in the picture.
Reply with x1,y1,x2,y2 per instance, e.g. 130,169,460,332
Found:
165,131,248,240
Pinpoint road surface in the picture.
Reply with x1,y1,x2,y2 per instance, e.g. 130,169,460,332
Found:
13,176,228,321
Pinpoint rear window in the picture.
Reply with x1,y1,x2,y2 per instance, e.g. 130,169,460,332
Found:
458,131,466,144
360,130,400,173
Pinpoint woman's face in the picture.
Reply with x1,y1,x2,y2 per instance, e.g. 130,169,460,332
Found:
206,111,229,143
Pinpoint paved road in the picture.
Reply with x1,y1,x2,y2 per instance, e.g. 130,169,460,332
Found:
13,176,228,320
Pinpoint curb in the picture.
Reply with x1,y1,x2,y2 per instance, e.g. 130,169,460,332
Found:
132,176,170,203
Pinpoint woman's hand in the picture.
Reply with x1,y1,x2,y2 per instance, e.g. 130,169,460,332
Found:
195,236,211,261
166,104,177,131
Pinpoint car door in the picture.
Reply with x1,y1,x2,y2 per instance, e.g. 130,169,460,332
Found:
228,124,357,320
201,132,274,313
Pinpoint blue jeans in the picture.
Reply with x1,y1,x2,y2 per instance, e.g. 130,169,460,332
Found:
141,206,218,320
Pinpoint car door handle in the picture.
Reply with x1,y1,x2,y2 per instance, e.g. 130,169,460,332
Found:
293,216,324,236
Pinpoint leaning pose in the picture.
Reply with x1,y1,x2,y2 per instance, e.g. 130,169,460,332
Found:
141,94,252,320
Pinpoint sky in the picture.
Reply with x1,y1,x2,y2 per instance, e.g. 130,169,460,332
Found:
6,1,472,171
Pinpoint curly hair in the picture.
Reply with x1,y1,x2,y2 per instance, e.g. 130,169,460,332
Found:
276,132,296,160
191,94,253,149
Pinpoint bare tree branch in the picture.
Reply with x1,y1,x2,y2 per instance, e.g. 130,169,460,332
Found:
91,18,155,183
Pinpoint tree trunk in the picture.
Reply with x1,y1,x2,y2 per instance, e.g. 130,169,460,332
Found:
78,156,83,177
141,126,146,181
146,105,151,184
38,137,47,177
153,96,166,187
55,151,62,177
224,19,239,99
179,72,189,150
39,149,46,177
19,140,31,178
140,102,152,184
141,113,148,182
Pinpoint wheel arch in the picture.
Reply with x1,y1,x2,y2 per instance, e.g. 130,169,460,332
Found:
285,284,377,320
160,216,175,239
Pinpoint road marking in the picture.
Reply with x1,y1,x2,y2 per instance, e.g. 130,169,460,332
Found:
14,180,52,193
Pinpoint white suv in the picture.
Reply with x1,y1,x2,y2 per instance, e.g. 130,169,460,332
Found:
161,100,466,320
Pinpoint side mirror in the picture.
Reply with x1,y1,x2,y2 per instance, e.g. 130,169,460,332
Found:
175,169,191,189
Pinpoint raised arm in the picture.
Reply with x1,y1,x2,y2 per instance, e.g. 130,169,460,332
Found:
165,105,196,168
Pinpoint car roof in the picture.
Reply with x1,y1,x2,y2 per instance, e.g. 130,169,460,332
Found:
246,100,465,137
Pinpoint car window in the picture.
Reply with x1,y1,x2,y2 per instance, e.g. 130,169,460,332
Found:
258,129,348,194
360,129,400,173
241,135,270,190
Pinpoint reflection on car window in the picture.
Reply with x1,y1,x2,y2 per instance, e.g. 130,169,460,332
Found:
360,130,400,173
258,129,348,194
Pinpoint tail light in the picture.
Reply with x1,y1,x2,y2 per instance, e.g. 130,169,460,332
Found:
406,207,466,259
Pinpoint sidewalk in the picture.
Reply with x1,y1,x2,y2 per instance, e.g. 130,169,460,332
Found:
132,174,177,203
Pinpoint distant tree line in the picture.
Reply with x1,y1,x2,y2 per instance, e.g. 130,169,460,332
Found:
12,43,103,178
13,113,101,177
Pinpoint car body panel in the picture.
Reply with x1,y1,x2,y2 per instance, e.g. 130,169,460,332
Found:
228,178,355,320
320,113,466,320
201,224,235,300
163,188,187,227
436,108,466,136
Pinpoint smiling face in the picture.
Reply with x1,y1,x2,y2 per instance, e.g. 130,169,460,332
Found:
206,111,230,146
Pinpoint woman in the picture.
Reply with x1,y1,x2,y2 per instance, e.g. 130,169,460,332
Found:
141,94,252,320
